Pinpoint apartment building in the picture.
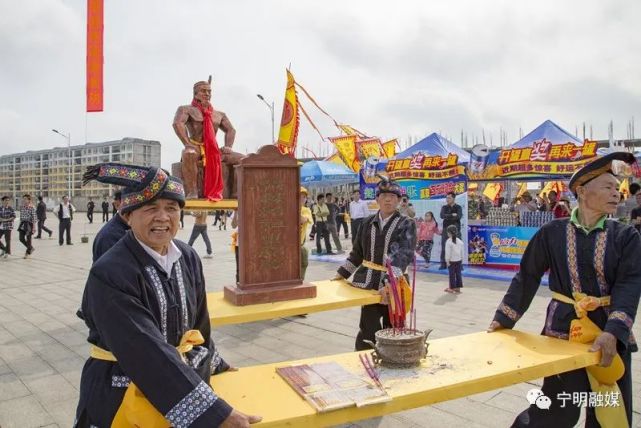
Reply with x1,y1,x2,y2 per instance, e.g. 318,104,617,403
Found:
0,138,161,208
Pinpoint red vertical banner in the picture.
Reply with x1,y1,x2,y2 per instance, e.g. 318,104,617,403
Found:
86,0,104,112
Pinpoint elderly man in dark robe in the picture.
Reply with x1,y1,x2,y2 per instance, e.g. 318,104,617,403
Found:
75,163,260,427
489,152,641,428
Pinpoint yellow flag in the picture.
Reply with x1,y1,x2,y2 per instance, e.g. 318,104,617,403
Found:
516,183,528,197
330,135,359,172
337,124,367,138
325,152,347,167
382,139,397,159
276,70,299,155
483,183,502,200
541,181,566,197
338,124,357,136
357,138,385,160
619,178,630,199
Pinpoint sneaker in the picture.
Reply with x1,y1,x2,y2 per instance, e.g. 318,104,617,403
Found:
66,243,74,246
203,254,213,259
326,251,336,255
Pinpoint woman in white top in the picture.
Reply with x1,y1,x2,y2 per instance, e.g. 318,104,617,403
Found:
444,225,464,293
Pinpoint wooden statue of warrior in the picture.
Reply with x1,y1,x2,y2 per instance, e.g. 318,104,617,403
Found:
172,77,244,200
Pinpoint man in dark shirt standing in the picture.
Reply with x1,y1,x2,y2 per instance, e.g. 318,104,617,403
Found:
35,196,52,239
439,192,462,269
101,197,109,222
86,198,95,224
629,192,641,233
325,193,343,253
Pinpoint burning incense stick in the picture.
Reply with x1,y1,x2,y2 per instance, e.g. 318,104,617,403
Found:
385,259,404,330
359,354,384,391
410,255,417,331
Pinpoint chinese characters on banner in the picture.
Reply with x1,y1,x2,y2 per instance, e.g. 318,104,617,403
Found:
86,0,104,112
387,153,461,180
492,140,598,178
360,152,467,200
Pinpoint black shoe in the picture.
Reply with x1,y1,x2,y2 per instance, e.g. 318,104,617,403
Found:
439,265,447,270
67,243,74,245
48,232,52,238
34,236,41,239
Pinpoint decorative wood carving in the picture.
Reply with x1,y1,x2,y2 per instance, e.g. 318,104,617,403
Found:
224,145,316,305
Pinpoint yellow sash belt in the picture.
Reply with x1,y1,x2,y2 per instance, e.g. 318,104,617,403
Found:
189,139,207,166
90,330,205,428
361,260,412,313
551,292,627,427
361,260,387,272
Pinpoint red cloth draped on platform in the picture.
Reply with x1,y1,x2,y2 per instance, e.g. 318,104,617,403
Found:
192,100,224,201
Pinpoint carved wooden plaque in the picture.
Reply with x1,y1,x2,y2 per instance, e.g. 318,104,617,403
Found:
224,145,316,305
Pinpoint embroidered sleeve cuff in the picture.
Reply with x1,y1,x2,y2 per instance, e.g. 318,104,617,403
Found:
166,380,231,428
192,398,233,428
605,311,634,347
494,302,521,328
338,260,357,277
210,349,230,375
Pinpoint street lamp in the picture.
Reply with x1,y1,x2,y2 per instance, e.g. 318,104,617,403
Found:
256,94,275,143
52,129,72,198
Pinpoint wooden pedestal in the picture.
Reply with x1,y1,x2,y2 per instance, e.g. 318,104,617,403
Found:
224,145,317,306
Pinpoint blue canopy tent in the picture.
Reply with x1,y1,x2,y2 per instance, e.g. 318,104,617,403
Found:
300,160,358,186
395,132,471,162
507,119,582,148
360,132,469,200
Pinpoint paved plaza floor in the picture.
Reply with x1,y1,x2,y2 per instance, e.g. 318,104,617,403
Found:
0,216,639,427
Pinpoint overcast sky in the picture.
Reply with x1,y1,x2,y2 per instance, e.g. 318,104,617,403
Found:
1,0,640,169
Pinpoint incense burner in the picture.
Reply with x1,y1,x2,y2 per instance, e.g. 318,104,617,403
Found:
364,329,432,368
